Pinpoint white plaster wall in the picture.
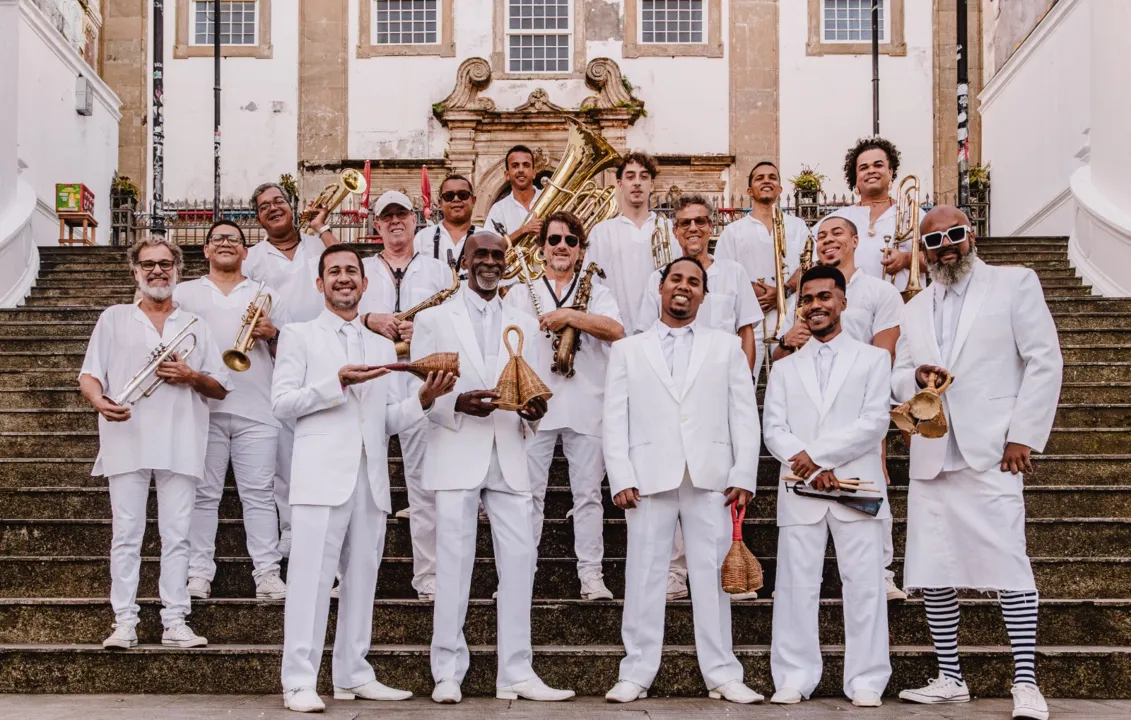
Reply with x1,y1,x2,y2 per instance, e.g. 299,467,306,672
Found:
777,0,936,199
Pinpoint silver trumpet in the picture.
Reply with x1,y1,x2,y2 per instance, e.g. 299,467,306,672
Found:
110,317,199,407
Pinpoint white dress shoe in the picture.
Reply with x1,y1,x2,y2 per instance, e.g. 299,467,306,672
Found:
580,572,614,600
730,590,759,600
899,673,971,704
277,533,292,559
186,577,211,599
102,623,137,650
1011,683,1049,720
161,622,207,648
432,679,462,703
605,680,647,703
333,679,412,701
770,687,803,704
256,573,287,600
709,680,764,704
417,576,436,601
852,689,883,707
496,677,576,701
283,687,325,713
395,507,411,519
885,575,908,601
665,571,688,601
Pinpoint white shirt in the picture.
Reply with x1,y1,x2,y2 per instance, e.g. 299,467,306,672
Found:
656,320,694,390
462,285,503,371
714,210,810,284
243,234,326,324
80,302,233,480
412,222,478,278
359,252,455,316
502,272,622,436
172,277,286,428
485,188,542,236
934,267,976,471
782,267,904,345
637,257,763,335
811,330,851,400
586,212,682,336
816,204,910,291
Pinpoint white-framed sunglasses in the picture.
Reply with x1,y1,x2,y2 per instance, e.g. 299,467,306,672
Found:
922,224,973,250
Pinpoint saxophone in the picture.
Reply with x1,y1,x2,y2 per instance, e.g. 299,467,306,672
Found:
550,262,606,379
393,251,461,358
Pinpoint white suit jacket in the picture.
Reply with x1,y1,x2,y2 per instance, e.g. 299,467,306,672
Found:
602,322,759,497
411,290,547,492
271,309,425,512
763,335,893,525
892,260,1063,479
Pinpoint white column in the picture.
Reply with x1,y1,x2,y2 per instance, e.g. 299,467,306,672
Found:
1088,0,1131,218
0,0,19,217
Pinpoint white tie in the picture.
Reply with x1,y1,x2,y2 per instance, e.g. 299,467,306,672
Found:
817,343,833,399
941,287,959,362
342,323,362,366
670,328,692,391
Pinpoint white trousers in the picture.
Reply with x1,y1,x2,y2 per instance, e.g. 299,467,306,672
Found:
108,470,196,627
400,420,436,592
431,455,536,688
771,513,891,699
526,428,605,579
189,413,281,582
281,455,387,692
619,474,742,690
882,516,895,580
275,419,294,536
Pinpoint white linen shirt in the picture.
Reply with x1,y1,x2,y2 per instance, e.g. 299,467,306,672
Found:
782,268,904,345
502,274,621,436
815,204,911,290
243,233,326,324
359,253,456,317
586,213,682,336
934,265,977,471
412,222,478,274
172,277,285,428
485,188,542,236
714,211,810,284
80,302,233,480
637,257,763,335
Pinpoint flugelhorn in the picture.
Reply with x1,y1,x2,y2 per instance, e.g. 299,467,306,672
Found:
298,169,367,234
110,318,199,406
223,282,273,372
892,174,924,302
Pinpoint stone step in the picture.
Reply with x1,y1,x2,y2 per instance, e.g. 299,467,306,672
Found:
0,555,1124,600
36,261,211,273
1044,286,1094,297
1054,314,1131,330
21,295,136,307
0,643,1123,697
1047,298,1131,313
1062,346,1131,363
2,597,1128,648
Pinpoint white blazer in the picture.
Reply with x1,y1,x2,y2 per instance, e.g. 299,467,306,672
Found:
892,260,1063,479
271,309,425,512
410,291,547,492
763,335,893,525
602,322,759,497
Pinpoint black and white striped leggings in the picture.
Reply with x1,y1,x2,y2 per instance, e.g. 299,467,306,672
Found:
922,587,1039,686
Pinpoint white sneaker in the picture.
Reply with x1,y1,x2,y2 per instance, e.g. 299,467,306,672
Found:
161,622,207,648
898,673,971,704
580,572,614,600
1011,683,1049,720
101,623,137,650
605,680,647,703
852,689,883,707
730,590,759,600
666,571,688,601
186,576,211,599
333,679,412,701
256,573,287,600
885,575,908,601
277,533,292,559
395,507,411,519
417,576,436,601
478,503,488,521
432,679,462,704
283,687,325,713
496,677,575,701
709,680,764,704
770,687,803,704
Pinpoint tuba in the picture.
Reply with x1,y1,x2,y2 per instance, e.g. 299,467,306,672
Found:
551,261,606,378
298,169,367,234
892,174,924,302
393,251,461,358
650,214,674,270
223,282,273,372
759,205,789,378
111,318,199,406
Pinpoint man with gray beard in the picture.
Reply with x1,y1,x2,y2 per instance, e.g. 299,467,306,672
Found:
892,206,1062,720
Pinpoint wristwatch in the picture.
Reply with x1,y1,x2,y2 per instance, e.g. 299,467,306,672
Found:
778,337,793,352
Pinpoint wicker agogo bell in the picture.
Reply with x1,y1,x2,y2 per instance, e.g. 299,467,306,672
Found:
494,325,553,412
722,504,763,596
378,352,461,381
890,370,955,439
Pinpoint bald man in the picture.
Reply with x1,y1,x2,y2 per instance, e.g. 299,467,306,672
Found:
892,206,1062,720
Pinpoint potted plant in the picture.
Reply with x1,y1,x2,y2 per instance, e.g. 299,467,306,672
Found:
789,165,827,206
110,174,139,209
968,164,990,201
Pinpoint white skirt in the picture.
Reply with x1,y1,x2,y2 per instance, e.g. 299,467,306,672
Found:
904,466,1036,592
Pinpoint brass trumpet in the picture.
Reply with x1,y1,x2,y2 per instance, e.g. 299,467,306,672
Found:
111,318,199,406
298,169,367,234
892,174,924,302
223,282,273,372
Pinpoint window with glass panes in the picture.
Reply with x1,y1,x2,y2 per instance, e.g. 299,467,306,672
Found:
506,0,571,74
374,0,438,45
193,1,258,45
822,0,885,42
642,0,704,44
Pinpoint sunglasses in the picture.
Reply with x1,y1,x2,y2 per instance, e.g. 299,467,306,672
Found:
922,224,972,250
440,190,472,202
675,215,712,230
546,234,579,248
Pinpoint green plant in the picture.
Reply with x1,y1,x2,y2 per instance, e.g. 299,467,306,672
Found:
278,173,299,201
968,164,990,188
789,165,827,194
432,101,447,117
111,175,139,198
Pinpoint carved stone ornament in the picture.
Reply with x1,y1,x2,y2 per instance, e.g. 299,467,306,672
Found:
515,89,565,114
580,57,646,122
433,57,495,117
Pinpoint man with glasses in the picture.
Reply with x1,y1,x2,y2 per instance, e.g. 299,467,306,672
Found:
80,236,231,651
893,206,1062,720
414,175,477,278
173,221,288,604
502,211,624,601
486,145,544,239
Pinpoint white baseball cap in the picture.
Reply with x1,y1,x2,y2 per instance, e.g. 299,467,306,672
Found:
372,190,414,217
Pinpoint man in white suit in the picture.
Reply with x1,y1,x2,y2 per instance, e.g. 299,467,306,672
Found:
763,265,893,708
893,206,1062,720
272,244,456,713
411,231,575,704
603,256,763,704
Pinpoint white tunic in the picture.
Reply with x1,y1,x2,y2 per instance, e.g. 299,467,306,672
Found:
713,211,810,284
484,188,542,236
502,274,621,437
782,268,904,345
586,213,681,336
359,253,456,317
636,257,763,336
80,302,233,480
815,204,911,291
173,277,285,428
244,234,326,324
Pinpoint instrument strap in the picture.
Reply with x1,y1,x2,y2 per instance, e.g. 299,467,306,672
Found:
434,224,475,259
542,272,580,310
379,251,419,313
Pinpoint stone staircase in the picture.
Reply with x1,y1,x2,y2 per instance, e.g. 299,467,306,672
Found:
0,238,1128,697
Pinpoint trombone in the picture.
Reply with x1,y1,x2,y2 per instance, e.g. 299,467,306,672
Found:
110,318,199,407
298,169,367,234
891,174,925,302
223,282,273,372
650,214,674,270
760,205,789,379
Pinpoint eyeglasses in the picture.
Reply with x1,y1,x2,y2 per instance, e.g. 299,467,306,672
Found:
256,197,290,214
379,208,414,222
208,234,244,246
922,224,972,250
138,260,175,272
675,216,712,231
546,234,579,248
440,190,472,202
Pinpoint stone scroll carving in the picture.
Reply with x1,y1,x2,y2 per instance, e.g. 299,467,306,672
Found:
433,57,495,116
581,58,646,121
